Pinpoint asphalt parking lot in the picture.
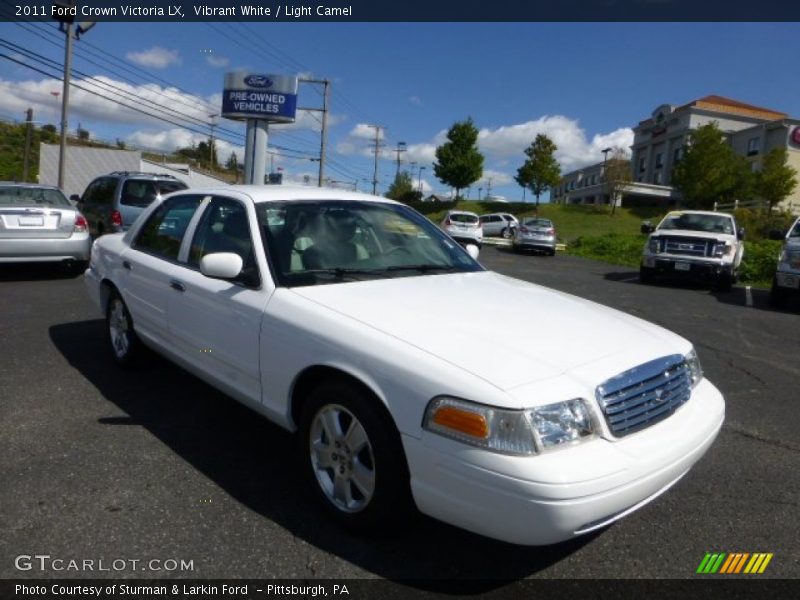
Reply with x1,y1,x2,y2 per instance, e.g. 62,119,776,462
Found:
1,249,798,585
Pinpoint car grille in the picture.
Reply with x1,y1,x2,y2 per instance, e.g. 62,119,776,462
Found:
659,236,712,257
595,354,692,437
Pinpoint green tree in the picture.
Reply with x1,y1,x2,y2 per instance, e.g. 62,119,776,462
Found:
433,117,483,199
671,122,751,209
226,151,238,171
386,170,414,201
756,147,798,212
516,134,561,208
604,147,633,216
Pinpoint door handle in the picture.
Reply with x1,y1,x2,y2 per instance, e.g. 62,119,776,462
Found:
169,279,186,292
122,260,131,270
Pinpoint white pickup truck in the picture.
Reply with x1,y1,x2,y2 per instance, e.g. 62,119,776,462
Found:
640,210,745,291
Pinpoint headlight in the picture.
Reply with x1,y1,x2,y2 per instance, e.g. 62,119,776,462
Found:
648,237,660,253
712,242,734,258
422,396,597,455
685,348,703,388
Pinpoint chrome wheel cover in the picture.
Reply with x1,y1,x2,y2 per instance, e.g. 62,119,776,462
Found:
309,403,376,513
108,298,130,359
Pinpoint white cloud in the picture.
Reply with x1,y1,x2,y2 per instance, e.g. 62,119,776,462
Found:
409,96,422,106
126,47,181,69
476,116,634,172
206,55,230,69
348,123,385,140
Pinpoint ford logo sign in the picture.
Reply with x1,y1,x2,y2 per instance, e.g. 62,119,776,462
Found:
245,75,272,88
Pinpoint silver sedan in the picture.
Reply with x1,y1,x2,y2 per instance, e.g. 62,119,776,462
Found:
0,183,91,272
512,217,557,255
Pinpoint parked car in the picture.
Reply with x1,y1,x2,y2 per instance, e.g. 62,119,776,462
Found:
0,182,90,272
769,216,800,307
73,171,187,236
85,186,724,546
513,217,557,255
440,210,483,247
479,212,518,238
640,210,744,291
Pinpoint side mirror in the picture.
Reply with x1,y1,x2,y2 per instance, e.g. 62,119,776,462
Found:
641,221,655,234
465,244,480,260
768,229,785,241
737,227,745,240
200,252,243,280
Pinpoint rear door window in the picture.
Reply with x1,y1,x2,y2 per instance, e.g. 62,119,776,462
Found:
133,195,204,261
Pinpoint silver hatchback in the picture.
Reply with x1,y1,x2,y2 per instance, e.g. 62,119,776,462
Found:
512,217,557,255
0,183,91,271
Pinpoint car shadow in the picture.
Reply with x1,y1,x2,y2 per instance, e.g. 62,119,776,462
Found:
49,319,596,588
0,263,83,282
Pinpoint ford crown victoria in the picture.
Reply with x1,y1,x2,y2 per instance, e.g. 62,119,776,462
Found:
85,186,725,545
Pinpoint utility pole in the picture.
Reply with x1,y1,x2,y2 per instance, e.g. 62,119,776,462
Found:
57,19,73,190
298,78,330,187
394,141,406,177
365,124,384,195
418,166,426,193
208,113,218,172
486,177,493,198
22,108,34,182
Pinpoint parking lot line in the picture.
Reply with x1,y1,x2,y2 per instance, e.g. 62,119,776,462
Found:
745,286,753,307
619,276,640,283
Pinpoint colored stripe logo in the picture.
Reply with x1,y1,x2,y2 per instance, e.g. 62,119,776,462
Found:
696,552,773,574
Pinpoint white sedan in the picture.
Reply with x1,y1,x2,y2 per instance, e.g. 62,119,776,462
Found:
85,186,724,545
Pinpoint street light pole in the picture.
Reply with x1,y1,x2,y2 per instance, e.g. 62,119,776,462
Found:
418,166,426,194
601,147,612,204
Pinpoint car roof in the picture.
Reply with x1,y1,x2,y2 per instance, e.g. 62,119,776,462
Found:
447,210,479,216
171,185,402,206
663,210,733,218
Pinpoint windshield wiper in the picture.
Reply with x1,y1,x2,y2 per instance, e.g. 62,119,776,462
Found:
384,264,459,273
301,268,391,280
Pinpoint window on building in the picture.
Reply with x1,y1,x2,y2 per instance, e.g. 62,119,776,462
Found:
673,147,682,163
655,152,664,169
747,137,760,156
654,172,663,185
639,157,646,173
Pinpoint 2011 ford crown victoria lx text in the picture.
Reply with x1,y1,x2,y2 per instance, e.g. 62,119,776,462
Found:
84,186,725,545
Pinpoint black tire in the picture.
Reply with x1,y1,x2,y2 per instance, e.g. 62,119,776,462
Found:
106,290,143,367
769,278,787,308
299,379,413,532
714,273,733,292
639,265,655,284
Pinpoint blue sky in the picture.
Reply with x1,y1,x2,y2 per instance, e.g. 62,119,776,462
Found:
1,21,797,200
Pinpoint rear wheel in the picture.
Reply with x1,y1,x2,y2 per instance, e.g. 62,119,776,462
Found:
299,379,413,532
106,290,143,366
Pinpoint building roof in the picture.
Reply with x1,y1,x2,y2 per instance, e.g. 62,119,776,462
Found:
680,95,788,121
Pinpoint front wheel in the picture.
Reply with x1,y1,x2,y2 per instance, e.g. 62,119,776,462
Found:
501,227,513,239
106,290,143,366
639,265,655,284
769,277,788,308
714,273,733,292
299,379,412,531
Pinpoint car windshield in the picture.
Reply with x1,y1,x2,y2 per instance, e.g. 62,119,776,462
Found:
449,213,478,224
523,218,552,227
258,200,484,287
789,220,800,238
0,186,70,207
658,213,734,234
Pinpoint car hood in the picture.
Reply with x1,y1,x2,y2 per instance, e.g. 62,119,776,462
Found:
290,271,687,390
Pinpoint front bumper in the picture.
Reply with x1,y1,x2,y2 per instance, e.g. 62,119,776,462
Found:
642,255,733,279
0,233,91,263
774,269,800,291
404,378,724,545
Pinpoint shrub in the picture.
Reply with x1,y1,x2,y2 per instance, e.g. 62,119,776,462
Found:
739,240,782,286
732,208,795,241
568,233,645,268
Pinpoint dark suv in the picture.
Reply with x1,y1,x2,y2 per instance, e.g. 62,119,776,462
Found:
74,172,188,236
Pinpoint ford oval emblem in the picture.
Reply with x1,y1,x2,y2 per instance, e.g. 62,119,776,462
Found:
245,75,272,88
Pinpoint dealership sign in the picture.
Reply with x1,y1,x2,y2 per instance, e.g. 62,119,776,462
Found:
222,72,298,122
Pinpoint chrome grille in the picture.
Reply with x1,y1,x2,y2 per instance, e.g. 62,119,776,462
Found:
660,236,712,257
595,354,692,437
